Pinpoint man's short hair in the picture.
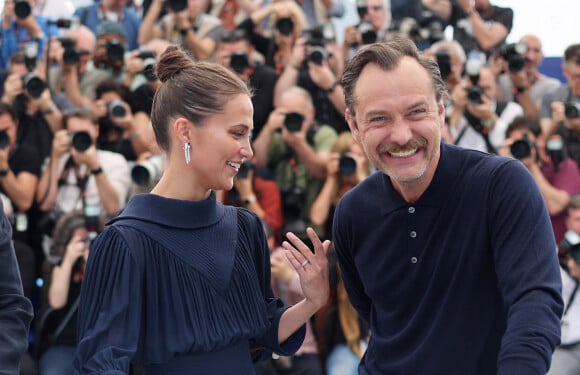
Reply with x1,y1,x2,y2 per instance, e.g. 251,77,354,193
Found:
505,116,542,138
567,195,580,216
0,102,18,122
564,44,580,64
62,106,97,129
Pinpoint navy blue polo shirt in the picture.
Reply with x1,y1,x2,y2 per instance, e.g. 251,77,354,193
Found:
333,142,563,375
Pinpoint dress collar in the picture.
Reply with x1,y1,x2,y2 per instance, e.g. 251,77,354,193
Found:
114,191,225,229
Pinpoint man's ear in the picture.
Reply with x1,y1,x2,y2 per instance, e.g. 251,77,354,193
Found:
345,108,361,142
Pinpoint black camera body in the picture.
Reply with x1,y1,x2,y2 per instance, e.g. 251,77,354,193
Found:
546,137,565,167
229,52,250,74
565,102,580,119
281,186,307,233
284,112,304,132
47,18,79,29
276,18,295,36
0,130,10,150
435,50,452,80
168,0,188,12
357,21,377,45
70,131,92,152
136,51,157,81
22,73,46,99
338,154,357,176
307,46,328,65
510,133,535,160
106,40,125,62
497,42,527,73
467,85,485,104
14,0,32,19
237,159,254,179
560,230,580,263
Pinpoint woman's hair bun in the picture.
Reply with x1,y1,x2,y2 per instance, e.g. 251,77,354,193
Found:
155,45,194,83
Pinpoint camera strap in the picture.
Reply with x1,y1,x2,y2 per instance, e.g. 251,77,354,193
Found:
456,111,497,154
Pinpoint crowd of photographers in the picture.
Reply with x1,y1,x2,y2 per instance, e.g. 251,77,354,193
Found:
4,0,580,373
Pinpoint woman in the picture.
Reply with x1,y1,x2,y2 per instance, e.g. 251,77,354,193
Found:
38,211,98,375
73,45,330,374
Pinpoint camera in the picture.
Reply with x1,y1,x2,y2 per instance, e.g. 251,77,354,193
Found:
357,21,377,45
560,230,580,263
510,133,534,160
435,50,452,80
565,102,580,119
276,18,295,36
546,136,565,167
356,0,368,18
47,17,80,29
304,23,336,46
338,154,357,176
84,204,101,242
131,154,164,186
307,46,328,65
14,0,32,19
106,40,125,62
229,52,250,74
107,99,127,118
167,0,188,12
284,112,304,132
466,85,485,104
70,131,92,152
22,73,46,99
237,159,254,179
0,130,10,150
281,186,306,233
136,51,157,81
497,42,527,73
388,11,444,44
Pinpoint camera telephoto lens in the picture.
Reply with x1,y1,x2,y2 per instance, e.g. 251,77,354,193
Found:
510,140,532,160
308,47,326,65
106,40,125,62
466,86,484,104
565,102,580,119
276,18,295,36
63,48,81,65
22,73,46,99
107,100,127,118
229,52,250,74
14,1,32,19
338,154,357,176
131,155,164,186
435,51,452,80
0,130,9,150
168,0,188,12
71,131,92,152
284,112,304,132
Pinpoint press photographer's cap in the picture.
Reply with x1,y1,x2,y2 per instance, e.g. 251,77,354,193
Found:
96,20,127,39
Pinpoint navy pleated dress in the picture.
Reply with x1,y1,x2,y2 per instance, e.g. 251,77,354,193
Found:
73,192,306,374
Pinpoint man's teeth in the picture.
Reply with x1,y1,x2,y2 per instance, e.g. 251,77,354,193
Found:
228,161,241,169
389,149,417,158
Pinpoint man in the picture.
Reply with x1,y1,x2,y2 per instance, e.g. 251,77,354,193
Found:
35,107,130,257
548,196,580,375
499,116,580,244
497,34,561,118
215,30,278,138
0,198,33,375
252,86,337,241
332,39,562,373
74,0,141,51
540,44,580,168
422,0,513,55
448,65,523,153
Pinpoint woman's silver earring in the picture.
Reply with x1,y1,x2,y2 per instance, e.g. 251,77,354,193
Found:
183,142,191,165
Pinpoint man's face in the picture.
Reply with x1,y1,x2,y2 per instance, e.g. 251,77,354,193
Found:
67,117,98,144
216,40,252,80
364,0,386,31
564,61,580,96
277,93,315,133
470,67,497,101
345,57,444,194
521,35,543,71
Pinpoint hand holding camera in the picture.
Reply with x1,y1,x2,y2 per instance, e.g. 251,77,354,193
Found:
1,73,24,104
62,234,89,268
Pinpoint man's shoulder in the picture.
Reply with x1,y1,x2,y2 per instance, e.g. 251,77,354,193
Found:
97,149,130,166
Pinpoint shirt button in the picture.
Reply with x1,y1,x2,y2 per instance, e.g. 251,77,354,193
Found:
411,257,418,264
410,231,417,238
408,206,415,214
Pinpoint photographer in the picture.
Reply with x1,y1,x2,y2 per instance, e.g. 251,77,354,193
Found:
73,0,141,51
37,210,103,375
549,195,580,375
252,86,337,241
448,65,522,153
0,102,42,243
138,0,223,61
0,0,59,69
94,79,154,161
48,25,114,109
540,44,580,170
497,35,561,118
215,29,278,138
35,107,130,247
92,21,130,79
499,116,580,244
275,31,347,133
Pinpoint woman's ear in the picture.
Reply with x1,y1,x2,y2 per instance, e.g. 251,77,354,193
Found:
172,117,192,144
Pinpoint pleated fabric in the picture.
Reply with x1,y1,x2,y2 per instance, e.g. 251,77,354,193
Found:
73,193,305,374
